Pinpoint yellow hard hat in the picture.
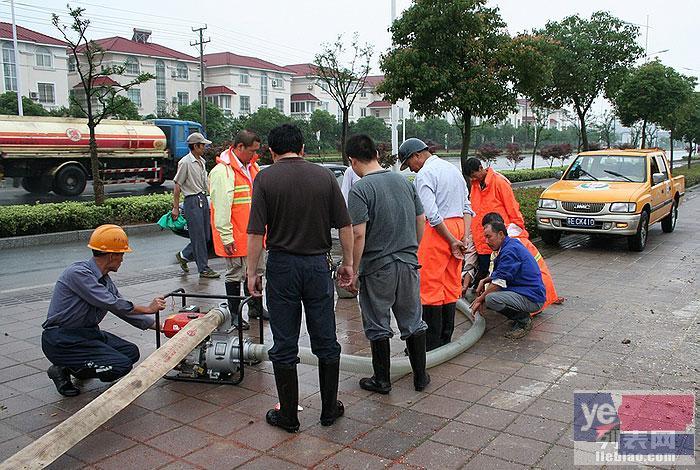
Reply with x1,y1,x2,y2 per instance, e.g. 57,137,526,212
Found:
87,224,132,253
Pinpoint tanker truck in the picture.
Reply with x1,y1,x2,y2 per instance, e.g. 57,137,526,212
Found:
0,115,204,196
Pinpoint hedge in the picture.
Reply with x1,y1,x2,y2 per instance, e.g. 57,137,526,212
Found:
673,162,700,188
0,194,172,238
499,167,566,183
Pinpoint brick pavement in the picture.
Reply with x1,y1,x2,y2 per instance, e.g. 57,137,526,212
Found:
1,192,699,469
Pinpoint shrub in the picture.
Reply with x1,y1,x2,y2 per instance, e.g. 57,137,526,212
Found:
498,166,566,183
0,194,173,238
674,163,700,188
513,187,544,238
505,143,524,170
476,143,502,166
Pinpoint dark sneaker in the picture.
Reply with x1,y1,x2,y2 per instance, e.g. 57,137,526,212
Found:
199,269,220,279
47,365,80,397
504,319,533,339
175,252,189,273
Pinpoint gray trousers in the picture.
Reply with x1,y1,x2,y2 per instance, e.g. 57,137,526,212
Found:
358,260,427,342
485,290,543,326
182,193,211,273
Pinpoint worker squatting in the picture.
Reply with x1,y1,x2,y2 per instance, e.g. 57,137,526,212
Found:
40,125,559,435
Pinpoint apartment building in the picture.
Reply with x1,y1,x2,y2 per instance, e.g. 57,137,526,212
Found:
68,29,201,117
509,98,568,130
0,22,70,109
204,52,293,118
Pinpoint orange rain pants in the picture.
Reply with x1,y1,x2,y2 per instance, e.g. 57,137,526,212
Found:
417,217,465,306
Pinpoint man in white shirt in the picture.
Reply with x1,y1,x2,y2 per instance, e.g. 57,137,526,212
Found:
398,138,474,351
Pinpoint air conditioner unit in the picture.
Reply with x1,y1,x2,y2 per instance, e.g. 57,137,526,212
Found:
307,84,313,91
29,92,39,100
271,79,281,88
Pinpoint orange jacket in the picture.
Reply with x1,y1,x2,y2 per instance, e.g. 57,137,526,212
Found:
209,147,260,258
514,235,559,313
470,168,528,255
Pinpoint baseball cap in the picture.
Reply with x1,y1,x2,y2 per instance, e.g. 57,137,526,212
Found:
187,132,212,145
398,138,428,170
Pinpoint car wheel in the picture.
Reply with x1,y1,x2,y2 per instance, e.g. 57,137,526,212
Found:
661,199,678,233
627,210,649,252
540,230,561,246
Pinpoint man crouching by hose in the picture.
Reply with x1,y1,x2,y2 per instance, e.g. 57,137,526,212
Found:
469,221,545,339
42,225,166,397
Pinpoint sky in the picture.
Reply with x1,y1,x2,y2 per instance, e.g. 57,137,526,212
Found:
3,0,698,112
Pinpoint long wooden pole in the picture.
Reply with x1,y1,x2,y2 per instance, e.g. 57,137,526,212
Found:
1,308,225,470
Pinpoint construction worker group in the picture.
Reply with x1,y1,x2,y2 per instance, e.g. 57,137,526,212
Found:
41,125,559,435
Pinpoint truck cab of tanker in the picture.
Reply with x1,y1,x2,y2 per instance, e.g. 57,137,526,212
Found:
152,119,204,161
536,148,684,252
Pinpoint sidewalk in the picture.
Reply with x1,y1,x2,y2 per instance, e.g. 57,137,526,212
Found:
1,192,699,468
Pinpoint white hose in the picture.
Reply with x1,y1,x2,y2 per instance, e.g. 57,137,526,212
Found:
247,298,485,377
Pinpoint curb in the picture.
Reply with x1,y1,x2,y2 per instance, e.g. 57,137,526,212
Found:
0,223,162,250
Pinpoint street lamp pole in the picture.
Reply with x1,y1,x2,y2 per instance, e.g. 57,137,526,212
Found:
390,0,400,172
10,0,23,116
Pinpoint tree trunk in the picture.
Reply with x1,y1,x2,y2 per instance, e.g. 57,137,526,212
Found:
531,125,539,170
340,110,349,166
669,130,674,169
688,139,694,169
88,121,104,205
459,109,472,178
577,108,589,151
640,119,647,149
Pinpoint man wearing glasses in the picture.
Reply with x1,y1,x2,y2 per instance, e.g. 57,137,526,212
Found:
172,132,220,279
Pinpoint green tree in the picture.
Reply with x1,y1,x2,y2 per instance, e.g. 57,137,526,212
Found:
314,34,372,165
614,61,696,164
308,109,340,151
536,12,643,151
241,107,293,145
178,100,231,144
380,0,531,175
54,6,153,205
676,93,700,166
0,91,49,116
595,110,617,148
349,116,390,143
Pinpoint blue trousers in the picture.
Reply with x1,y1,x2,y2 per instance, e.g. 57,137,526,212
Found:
265,251,341,366
182,193,211,273
42,327,140,382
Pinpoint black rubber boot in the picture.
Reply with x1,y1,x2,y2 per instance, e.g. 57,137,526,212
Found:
244,280,269,320
47,365,80,397
422,305,443,352
318,358,344,426
406,331,431,391
266,363,300,433
440,303,456,346
225,281,249,330
359,338,391,394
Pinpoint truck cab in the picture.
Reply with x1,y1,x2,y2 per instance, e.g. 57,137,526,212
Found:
152,119,204,162
536,149,685,252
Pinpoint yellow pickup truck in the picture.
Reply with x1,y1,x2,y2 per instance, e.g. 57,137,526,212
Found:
536,148,685,251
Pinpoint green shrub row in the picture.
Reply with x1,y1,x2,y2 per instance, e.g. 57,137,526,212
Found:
673,162,700,188
500,167,566,183
0,194,172,238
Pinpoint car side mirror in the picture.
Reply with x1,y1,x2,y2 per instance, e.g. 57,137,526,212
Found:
652,173,666,185
554,170,563,179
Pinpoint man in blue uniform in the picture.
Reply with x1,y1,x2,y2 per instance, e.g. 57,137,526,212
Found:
470,221,545,339
42,225,166,396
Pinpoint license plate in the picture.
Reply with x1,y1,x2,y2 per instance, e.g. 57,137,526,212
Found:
567,217,595,227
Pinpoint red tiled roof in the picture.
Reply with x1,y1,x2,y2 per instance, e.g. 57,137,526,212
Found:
0,22,66,46
204,85,236,95
80,37,197,62
73,76,120,88
291,93,319,101
367,100,390,108
204,52,290,73
364,75,384,87
284,63,318,76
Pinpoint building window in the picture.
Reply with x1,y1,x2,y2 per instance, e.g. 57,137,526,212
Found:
37,83,55,104
176,62,188,79
124,56,139,75
275,98,284,113
240,96,250,115
68,56,76,72
399,107,404,120
349,105,354,117
373,109,380,118
155,60,166,116
177,92,189,107
360,108,366,117
35,47,52,68
291,102,305,114
127,88,142,107
208,95,231,114
239,71,249,85
322,101,329,111
260,72,268,107
360,89,366,98
271,75,283,89
2,43,17,91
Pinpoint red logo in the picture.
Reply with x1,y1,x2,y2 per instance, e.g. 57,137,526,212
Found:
186,329,197,337
66,128,82,142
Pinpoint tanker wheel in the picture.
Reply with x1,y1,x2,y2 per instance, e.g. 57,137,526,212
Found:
21,176,52,194
53,165,87,196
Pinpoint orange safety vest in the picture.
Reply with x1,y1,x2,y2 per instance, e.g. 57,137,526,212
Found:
470,168,528,255
513,235,560,314
209,147,260,258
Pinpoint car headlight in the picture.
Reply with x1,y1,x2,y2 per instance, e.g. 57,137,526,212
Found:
610,202,636,213
538,199,557,209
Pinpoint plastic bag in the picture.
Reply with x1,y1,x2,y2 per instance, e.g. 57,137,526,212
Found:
157,212,187,232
